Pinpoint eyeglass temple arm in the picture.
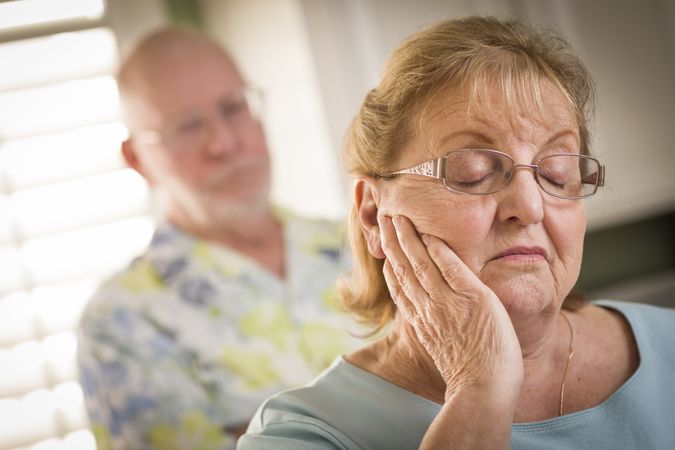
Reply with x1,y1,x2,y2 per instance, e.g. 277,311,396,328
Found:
581,164,605,187
391,158,447,178
131,129,162,145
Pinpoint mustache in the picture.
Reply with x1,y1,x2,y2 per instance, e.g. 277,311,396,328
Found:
204,159,268,187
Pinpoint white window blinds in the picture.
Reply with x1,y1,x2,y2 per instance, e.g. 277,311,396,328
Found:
0,1,155,449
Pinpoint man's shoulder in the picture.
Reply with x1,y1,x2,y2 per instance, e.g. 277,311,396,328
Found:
81,253,159,320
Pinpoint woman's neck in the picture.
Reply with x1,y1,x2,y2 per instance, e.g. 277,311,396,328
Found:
348,317,447,404
349,311,572,411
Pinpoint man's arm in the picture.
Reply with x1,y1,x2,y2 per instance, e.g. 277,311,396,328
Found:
77,301,237,450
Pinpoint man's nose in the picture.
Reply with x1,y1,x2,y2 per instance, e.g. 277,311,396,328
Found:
202,116,240,158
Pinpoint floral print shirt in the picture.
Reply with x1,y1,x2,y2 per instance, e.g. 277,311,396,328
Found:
77,211,361,450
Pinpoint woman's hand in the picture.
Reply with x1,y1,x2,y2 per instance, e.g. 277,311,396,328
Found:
380,214,522,392
380,214,522,449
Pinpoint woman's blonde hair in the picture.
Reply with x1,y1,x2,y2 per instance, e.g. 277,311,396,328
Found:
339,16,595,332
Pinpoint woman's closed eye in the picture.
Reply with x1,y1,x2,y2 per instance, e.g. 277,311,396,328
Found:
450,170,497,187
538,162,575,188
446,155,504,189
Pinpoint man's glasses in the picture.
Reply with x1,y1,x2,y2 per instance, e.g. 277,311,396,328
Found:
387,148,605,199
132,86,263,154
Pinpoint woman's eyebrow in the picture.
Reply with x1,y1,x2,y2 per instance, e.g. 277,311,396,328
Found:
543,129,580,147
437,130,496,148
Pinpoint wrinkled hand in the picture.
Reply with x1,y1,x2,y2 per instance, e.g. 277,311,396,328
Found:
380,215,522,397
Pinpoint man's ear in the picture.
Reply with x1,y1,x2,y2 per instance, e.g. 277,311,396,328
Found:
355,178,385,259
121,139,154,186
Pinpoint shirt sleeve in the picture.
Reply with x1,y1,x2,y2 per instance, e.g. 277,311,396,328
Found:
77,297,237,450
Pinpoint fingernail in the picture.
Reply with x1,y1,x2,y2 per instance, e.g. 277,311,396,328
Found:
421,234,431,246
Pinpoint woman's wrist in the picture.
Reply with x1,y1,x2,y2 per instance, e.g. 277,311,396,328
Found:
422,383,518,450
443,356,524,405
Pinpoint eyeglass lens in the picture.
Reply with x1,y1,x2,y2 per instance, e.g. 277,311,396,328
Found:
443,149,601,198
164,89,258,152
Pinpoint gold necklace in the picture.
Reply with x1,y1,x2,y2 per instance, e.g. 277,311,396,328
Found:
559,311,575,416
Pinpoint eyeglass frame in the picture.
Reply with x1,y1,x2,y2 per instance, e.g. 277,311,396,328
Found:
384,148,606,199
129,85,264,153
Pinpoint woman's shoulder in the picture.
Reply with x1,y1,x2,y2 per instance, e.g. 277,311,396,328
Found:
242,357,438,449
241,359,356,448
584,299,675,368
592,299,675,337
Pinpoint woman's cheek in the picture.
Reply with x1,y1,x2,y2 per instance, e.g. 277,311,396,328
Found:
383,186,494,255
412,202,493,260
545,204,586,279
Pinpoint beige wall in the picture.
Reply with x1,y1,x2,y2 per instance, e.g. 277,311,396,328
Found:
199,0,347,220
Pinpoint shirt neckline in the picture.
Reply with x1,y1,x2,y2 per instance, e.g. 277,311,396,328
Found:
336,300,645,429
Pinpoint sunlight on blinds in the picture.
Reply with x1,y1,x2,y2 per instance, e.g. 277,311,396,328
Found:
0,123,127,191
10,430,95,450
0,196,14,243
0,4,155,449
0,381,90,449
0,76,120,140
31,280,102,339
20,217,154,287
0,292,34,347
0,248,24,293
0,28,116,90
10,169,149,238
0,0,104,32
0,280,99,348
0,333,77,399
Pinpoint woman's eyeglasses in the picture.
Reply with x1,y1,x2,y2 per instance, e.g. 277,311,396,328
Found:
386,148,605,199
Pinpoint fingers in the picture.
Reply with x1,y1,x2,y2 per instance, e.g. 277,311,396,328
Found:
383,259,417,323
385,216,468,304
391,216,442,286
423,234,486,299
379,215,435,310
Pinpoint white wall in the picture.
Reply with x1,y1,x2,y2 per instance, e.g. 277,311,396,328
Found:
199,0,347,220
515,0,675,229
107,0,169,57
197,0,675,229
300,0,675,230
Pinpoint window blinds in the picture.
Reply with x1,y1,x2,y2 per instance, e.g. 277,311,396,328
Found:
0,2,154,449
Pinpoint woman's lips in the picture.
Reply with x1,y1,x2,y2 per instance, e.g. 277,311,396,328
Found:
491,246,548,262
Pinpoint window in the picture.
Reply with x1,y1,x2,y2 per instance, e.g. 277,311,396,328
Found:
0,1,158,448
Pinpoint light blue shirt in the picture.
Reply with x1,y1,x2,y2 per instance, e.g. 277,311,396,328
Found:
240,301,675,449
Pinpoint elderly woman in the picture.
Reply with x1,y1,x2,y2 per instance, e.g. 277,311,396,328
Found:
239,16,675,449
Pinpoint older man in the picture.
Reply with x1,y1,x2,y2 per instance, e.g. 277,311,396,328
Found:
77,27,357,450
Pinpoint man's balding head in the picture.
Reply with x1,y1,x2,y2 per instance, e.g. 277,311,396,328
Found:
116,27,271,231
117,27,243,130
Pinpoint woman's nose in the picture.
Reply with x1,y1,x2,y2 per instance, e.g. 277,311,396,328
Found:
495,167,545,225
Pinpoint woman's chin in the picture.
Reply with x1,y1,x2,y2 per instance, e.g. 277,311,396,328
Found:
488,275,554,317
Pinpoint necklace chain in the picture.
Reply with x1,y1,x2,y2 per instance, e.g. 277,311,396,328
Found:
559,311,575,416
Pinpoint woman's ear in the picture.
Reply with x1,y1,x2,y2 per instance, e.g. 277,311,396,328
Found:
355,178,385,259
